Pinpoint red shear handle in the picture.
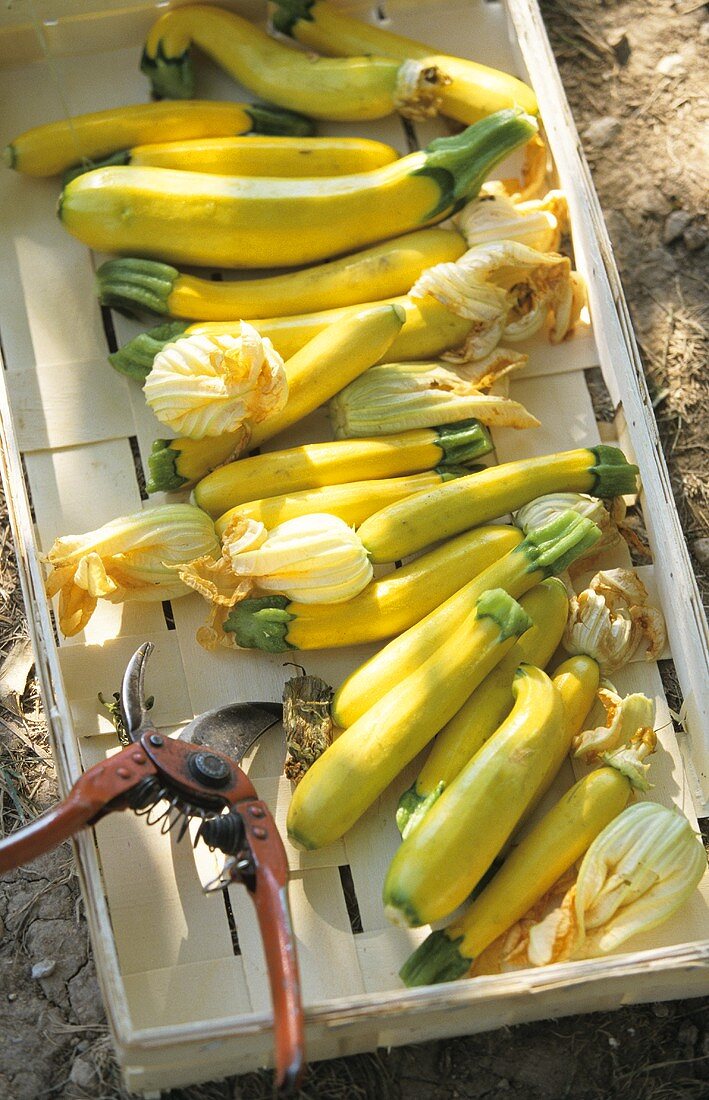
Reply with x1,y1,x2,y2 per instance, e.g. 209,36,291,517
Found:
0,745,157,873
241,803,305,1094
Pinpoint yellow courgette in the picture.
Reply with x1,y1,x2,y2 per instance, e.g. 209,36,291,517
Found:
73,134,398,181
357,445,639,563
222,525,522,653
97,227,465,321
4,100,312,178
142,4,447,120
185,420,492,512
60,111,536,268
331,511,600,729
397,576,568,836
271,0,538,123
287,589,532,851
215,468,467,537
400,761,632,984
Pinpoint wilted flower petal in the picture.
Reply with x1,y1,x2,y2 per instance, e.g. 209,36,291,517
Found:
563,568,666,673
572,686,655,760
43,505,219,636
457,185,568,253
144,323,287,440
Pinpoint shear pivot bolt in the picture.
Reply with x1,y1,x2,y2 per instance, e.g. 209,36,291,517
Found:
149,734,163,747
116,767,131,780
249,805,265,818
189,751,231,788
252,826,267,840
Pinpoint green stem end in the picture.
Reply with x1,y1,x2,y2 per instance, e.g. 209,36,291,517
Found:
223,596,295,652
396,781,445,839
476,588,532,641
519,510,602,578
590,444,639,497
141,42,194,99
435,420,493,466
97,258,179,317
146,439,189,494
271,0,315,37
399,930,471,987
108,321,188,380
245,102,316,137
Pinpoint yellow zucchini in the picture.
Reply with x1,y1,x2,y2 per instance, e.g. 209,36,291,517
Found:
4,100,312,178
357,445,639,563
397,577,568,837
81,134,398,179
60,111,536,268
186,420,492,514
287,589,532,851
331,511,600,729
215,468,466,536
271,0,538,123
97,227,465,321
222,525,522,653
142,4,447,121
383,664,571,927
400,762,630,984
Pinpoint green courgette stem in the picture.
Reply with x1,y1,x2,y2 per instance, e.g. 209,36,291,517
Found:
108,322,188,379
97,259,179,317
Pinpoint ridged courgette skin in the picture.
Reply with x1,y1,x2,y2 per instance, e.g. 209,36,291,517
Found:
287,589,532,851
383,664,567,927
272,0,539,123
223,525,522,653
4,100,313,177
59,111,536,268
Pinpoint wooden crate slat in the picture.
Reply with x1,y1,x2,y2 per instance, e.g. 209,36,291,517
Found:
5,358,135,451
123,957,253,1030
228,867,366,1010
58,632,193,735
356,927,431,995
492,369,601,463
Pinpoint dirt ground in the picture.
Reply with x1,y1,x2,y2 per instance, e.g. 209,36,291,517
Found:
0,1,707,1098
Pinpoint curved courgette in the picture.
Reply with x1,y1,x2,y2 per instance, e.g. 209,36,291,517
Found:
222,525,522,653
59,110,536,268
397,576,569,837
272,0,538,123
357,445,639,563
286,589,532,851
142,4,447,120
5,100,312,178
383,664,568,927
97,227,465,321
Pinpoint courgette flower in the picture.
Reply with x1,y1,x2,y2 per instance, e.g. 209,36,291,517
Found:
409,240,585,362
572,685,655,762
179,513,373,649
457,185,569,253
329,356,538,437
563,567,666,674
527,802,705,964
143,323,287,441
515,493,620,558
44,504,219,636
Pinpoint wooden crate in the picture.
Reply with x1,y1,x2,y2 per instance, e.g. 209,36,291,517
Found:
0,1,706,1093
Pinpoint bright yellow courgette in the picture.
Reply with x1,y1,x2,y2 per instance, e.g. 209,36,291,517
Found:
142,4,447,120
97,227,465,321
357,445,639,563
400,762,632,984
146,302,407,491
60,111,536,268
215,468,467,537
271,0,538,123
4,100,312,178
383,660,596,928
222,525,522,653
185,421,492,513
287,589,532,851
76,134,398,181
331,511,600,729
397,576,568,836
